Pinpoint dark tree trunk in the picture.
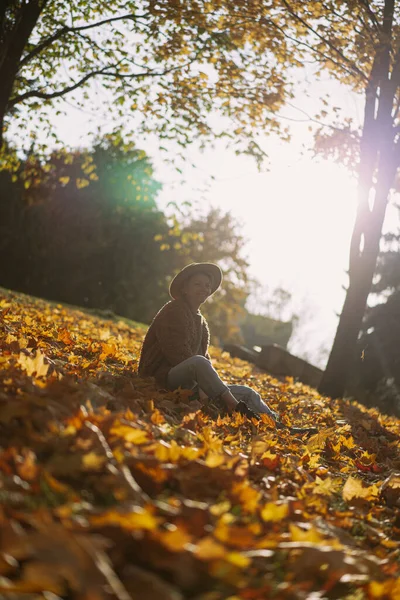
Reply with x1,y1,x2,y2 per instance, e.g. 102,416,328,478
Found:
0,0,45,147
319,0,399,398
318,164,394,397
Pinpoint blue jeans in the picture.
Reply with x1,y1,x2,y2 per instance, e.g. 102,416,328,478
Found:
167,355,278,419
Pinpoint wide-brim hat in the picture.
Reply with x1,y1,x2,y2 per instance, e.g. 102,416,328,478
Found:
169,263,222,300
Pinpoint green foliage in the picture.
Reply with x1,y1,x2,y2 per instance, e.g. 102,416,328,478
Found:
0,137,170,323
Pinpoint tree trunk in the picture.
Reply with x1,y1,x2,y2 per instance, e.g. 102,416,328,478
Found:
318,182,391,398
0,0,44,147
319,0,399,398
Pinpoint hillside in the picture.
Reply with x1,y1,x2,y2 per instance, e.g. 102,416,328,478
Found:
1,288,400,599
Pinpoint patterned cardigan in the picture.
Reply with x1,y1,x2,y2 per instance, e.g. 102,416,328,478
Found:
138,298,211,387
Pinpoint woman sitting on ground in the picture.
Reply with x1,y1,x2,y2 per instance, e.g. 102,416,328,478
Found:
138,263,316,433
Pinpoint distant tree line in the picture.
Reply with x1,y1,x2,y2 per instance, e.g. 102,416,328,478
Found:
0,135,249,342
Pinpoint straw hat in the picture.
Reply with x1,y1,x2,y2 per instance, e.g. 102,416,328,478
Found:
169,263,222,300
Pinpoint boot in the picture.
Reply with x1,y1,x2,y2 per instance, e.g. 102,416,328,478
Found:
235,401,261,421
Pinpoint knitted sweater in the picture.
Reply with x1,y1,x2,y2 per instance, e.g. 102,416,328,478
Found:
138,298,211,387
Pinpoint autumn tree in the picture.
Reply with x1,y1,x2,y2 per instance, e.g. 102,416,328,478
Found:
277,0,400,398
1,0,293,161
239,0,400,398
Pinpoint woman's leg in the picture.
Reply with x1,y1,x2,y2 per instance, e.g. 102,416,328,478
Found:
228,385,279,420
167,355,238,411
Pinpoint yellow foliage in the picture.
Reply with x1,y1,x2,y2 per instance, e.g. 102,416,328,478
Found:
1,288,400,598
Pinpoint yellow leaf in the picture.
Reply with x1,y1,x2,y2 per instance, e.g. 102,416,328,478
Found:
231,481,261,513
195,536,226,560
205,453,226,468
18,350,49,378
100,341,117,359
289,523,325,544
342,476,380,503
368,580,400,598
76,178,89,189
110,424,150,445
312,476,342,496
82,452,107,471
90,507,159,531
210,500,231,516
306,427,335,453
113,447,125,463
260,502,288,522
158,525,192,552
225,552,250,568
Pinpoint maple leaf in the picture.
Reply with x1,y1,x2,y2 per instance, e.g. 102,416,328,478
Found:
156,524,193,552
306,427,336,453
18,350,49,378
342,477,380,503
312,476,342,496
205,453,226,468
57,328,74,345
90,507,160,531
261,450,280,470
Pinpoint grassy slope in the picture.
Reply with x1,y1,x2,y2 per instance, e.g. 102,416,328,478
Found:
0,287,400,599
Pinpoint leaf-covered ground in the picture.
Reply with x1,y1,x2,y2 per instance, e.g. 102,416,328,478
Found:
1,289,400,600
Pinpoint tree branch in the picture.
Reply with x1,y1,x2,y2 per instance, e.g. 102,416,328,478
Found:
358,0,381,31
9,50,205,107
20,12,149,68
9,68,112,105
280,0,367,80
264,16,367,82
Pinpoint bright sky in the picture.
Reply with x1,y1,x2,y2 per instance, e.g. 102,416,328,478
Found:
151,135,359,367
